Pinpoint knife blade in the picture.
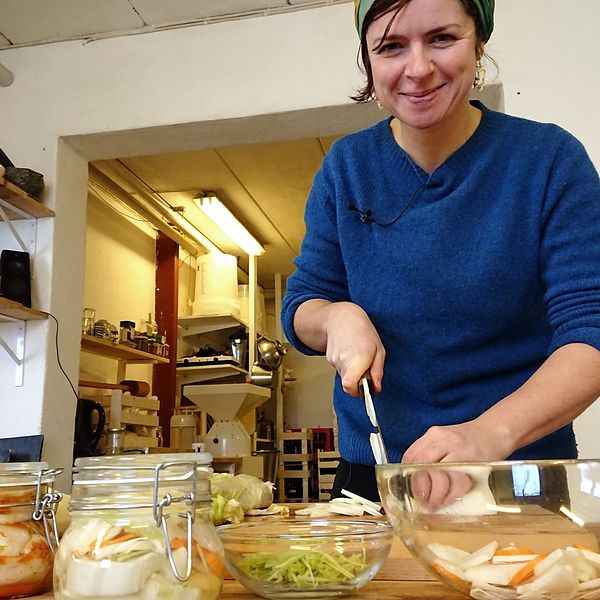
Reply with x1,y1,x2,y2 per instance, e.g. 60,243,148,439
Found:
359,376,388,465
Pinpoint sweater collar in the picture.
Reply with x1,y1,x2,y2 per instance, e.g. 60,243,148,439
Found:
379,100,496,183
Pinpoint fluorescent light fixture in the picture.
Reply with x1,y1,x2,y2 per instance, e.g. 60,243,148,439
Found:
195,193,264,256
0,63,14,87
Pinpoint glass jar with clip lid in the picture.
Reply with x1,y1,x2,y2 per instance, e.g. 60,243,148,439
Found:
0,462,63,598
53,452,224,600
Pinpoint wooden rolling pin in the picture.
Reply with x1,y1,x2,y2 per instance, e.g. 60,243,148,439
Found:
78,379,151,397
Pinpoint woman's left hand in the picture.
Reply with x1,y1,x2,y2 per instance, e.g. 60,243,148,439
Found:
402,420,513,464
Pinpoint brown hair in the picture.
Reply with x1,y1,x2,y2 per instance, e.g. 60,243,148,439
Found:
351,0,486,103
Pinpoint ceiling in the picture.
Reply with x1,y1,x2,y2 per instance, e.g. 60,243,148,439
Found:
0,0,350,49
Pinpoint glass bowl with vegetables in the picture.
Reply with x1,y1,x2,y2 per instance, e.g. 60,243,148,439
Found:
218,517,393,598
377,459,600,599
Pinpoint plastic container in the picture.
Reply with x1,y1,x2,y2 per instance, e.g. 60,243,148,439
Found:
238,284,265,331
53,453,224,600
193,253,239,317
0,462,63,598
170,412,198,450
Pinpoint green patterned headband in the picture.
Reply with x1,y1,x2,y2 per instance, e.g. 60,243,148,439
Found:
354,0,495,42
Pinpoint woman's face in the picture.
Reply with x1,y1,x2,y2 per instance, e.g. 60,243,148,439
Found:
366,0,481,131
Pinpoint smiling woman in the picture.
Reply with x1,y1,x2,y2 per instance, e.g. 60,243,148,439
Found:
281,0,600,501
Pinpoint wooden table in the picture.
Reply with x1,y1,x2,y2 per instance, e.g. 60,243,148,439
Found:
33,537,463,599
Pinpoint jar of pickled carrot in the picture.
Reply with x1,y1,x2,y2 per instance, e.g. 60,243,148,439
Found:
54,453,224,600
0,462,63,598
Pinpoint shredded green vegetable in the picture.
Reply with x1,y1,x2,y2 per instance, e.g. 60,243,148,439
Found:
238,549,366,587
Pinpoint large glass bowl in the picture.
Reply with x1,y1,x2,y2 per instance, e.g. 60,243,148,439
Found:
377,459,600,599
218,517,394,598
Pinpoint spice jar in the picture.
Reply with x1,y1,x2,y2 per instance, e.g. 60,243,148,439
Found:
0,462,63,598
54,453,224,600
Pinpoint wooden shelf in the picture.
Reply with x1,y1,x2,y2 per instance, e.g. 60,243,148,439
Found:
0,298,48,322
0,177,55,219
81,334,169,363
178,312,248,337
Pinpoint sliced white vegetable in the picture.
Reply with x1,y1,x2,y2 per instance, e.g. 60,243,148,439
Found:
92,536,159,560
464,562,524,586
64,551,161,597
517,561,578,595
568,546,600,567
432,557,466,581
470,582,518,600
579,576,600,591
460,541,498,569
328,502,365,516
490,554,537,564
427,542,470,564
341,489,382,513
533,548,566,577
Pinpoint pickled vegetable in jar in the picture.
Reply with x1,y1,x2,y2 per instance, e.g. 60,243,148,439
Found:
0,462,63,599
54,453,224,600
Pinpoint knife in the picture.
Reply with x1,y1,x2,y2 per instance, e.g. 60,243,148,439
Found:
359,376,388,465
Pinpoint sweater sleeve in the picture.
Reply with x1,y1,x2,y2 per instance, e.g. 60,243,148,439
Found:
540,129,600,354
281,161,352,356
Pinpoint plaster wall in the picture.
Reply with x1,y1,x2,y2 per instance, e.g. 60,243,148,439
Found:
0,1,599,484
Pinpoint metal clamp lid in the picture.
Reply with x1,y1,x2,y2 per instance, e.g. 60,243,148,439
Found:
152,461,197,582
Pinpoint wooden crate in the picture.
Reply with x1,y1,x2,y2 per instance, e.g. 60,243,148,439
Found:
101,392,160,448
277,430,314,502
317,450,340,501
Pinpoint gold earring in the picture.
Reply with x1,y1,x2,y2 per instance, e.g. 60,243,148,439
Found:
473,60,486,91
373,95,383,110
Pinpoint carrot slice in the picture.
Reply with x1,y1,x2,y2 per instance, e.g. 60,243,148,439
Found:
0,581,48,597
170,537,188,550
432,563,470,593
508,553,547,586
199,546,226,577
495,546,535,556
100,530,138,547
573,543,598,552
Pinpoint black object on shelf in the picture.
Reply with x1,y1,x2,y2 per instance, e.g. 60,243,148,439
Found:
0,435,43,462
0,147,13,168
0,249,32,308
4,167,45,198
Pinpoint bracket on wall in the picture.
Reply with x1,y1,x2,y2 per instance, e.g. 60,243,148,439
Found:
0,320,25,386
0,201,37,254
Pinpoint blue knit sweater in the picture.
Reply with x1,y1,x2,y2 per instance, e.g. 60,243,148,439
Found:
281,102,600,465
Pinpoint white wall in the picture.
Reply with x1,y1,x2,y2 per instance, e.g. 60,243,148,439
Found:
0,1,599,485
79,192,155,387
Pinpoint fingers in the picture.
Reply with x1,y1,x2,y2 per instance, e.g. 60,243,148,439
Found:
323,302,386,396
369,345,386,393
410,469,474,511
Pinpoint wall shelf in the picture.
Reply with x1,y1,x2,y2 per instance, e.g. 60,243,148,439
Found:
0,177,55,219
81,334,169,364
0,298,48,322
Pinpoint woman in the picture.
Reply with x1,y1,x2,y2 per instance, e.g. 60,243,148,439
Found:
281,0,600,501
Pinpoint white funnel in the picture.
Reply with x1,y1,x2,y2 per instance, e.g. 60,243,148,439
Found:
182,383,271,457
183,383,270,421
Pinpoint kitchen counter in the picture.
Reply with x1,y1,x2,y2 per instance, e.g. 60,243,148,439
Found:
32,536,463,599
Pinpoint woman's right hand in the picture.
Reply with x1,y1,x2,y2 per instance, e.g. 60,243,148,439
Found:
294,299,386,396
323,302,386,396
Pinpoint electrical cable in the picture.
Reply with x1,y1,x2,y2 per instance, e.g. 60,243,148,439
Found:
46,311,79,402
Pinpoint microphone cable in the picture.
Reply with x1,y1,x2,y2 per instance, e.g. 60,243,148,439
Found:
347,177,431,227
